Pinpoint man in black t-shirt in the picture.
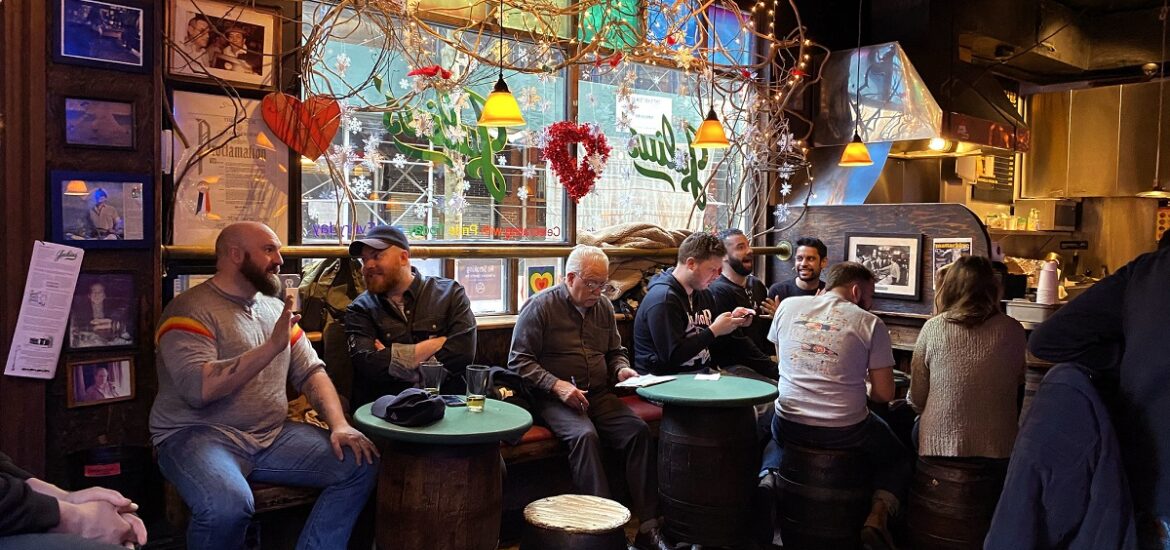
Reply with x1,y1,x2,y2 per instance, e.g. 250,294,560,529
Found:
766,237,827,310
710,228,773,355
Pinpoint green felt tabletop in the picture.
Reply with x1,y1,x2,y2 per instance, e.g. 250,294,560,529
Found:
637,375,778,407
353,400,533,445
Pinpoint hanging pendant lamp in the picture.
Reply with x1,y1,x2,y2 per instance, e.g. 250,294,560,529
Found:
1140,1,1170,198
692,50,730,149
478,0,525,128
692,107,731,149
839,0,872,167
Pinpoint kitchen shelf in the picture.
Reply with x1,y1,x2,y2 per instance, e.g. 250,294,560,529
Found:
988,229,1073,237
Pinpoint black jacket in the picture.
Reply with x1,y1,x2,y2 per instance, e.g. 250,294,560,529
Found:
345,267,477,409
633,269,718,375
0,452,60,536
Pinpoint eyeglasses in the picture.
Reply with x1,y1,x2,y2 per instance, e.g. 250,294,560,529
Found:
579,278,616,294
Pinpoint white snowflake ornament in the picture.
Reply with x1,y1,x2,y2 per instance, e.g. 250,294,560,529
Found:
521,163,537,180
391,154,408,170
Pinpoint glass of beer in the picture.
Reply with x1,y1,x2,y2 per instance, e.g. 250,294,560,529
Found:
419,359,445,396
465,365,490,413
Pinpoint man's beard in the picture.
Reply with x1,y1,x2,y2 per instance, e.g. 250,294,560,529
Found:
728,256,753,277
364,267,402,296
242,253,282,297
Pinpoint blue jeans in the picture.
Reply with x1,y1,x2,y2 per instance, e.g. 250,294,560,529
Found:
770,412,912,512
157,422,378,550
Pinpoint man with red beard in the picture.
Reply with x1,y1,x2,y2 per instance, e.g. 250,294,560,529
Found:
151,222,378,550
345,224,476,409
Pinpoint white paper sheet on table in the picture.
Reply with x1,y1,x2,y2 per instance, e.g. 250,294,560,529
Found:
4,241,84,379
615,374,677,388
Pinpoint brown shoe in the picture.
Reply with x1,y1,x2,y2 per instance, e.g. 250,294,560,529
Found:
633,526,674,550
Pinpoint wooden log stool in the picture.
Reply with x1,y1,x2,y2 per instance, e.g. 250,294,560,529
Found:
907,457,1008,550
521,494,631,550
776,444,872,550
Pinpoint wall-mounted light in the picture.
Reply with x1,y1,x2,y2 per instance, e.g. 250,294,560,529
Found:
928,137,949,151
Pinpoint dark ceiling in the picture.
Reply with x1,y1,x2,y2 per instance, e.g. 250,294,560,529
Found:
1052,0,1165,12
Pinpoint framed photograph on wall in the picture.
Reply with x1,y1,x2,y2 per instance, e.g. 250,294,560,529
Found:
167,0,280,89
64,97,135,149
50,170,154,249
67,357,135,408
54,0,152,73
69,271,137,351
845,233,923,300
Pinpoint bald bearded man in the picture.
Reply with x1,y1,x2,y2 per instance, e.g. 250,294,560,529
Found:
151,222,379,550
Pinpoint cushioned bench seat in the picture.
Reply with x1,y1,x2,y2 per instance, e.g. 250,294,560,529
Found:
500,395,661,463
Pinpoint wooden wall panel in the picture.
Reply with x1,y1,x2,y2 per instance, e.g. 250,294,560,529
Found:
767,204,991,317
1,0,49,476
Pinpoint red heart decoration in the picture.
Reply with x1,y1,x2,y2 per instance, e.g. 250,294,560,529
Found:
261,92,341,161
542,121,611,202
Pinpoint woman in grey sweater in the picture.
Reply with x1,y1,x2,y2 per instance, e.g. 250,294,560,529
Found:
908,255,1026,458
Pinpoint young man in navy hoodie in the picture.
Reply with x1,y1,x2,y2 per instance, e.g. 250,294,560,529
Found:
633,232,755,375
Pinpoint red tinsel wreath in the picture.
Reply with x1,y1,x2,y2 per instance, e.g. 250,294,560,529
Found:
542,121,611,202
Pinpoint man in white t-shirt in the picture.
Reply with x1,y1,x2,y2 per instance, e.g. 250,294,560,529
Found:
765,261,909,550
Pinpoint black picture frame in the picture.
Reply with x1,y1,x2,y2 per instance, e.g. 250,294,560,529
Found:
50,170,154,249
64,96,136,150
844,232,924,301
53,0,153,74
68,271,138,351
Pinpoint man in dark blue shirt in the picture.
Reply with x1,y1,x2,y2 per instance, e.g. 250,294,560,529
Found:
766,236,827,307
1029,247,1170,548
345,225,477,409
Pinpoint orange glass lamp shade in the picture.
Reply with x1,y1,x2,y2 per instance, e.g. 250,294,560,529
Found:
838,132,873,167
691,108,730,149
478,76,526,128
64,180,90,196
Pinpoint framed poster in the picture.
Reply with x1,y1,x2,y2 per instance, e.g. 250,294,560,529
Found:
932,237,973,278
64,97,135,149
845,233,923,300
67,357,135,408
50,171,153,249
54,0,152,73
167,0,280,89
171,90,289,245
69,271,137,351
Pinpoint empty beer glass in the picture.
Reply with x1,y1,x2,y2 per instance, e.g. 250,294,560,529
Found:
465,365,490,413
419,359,445,396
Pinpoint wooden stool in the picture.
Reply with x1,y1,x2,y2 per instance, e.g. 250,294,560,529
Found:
776,444,872,550
521,494,630,550
907,457,1008,550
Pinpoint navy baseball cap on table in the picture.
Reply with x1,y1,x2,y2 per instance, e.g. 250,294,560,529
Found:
349,224,410,256
371,388,445,427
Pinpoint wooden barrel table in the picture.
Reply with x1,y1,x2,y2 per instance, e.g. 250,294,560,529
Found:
907,457,1008,550
638,375,778,548
353,400,532,550
521,494,630,550
776,444,871,550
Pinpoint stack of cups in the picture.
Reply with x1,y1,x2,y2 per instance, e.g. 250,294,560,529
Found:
1036,260,1059,305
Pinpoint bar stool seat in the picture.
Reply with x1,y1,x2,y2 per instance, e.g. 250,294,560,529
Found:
521,494,630,550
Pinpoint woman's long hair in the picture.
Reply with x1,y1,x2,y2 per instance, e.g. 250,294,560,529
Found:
934,255,1001,327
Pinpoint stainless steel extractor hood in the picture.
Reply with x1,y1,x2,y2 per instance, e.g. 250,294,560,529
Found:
815,42,1029,156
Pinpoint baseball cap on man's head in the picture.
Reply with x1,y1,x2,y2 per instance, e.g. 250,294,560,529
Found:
349,224,410,256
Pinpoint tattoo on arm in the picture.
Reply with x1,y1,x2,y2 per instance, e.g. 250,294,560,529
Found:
208,358,240,378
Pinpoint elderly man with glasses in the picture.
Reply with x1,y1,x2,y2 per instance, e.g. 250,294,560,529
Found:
508,245,670,550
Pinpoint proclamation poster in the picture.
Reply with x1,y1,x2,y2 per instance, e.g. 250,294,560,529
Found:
171,90,289,245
